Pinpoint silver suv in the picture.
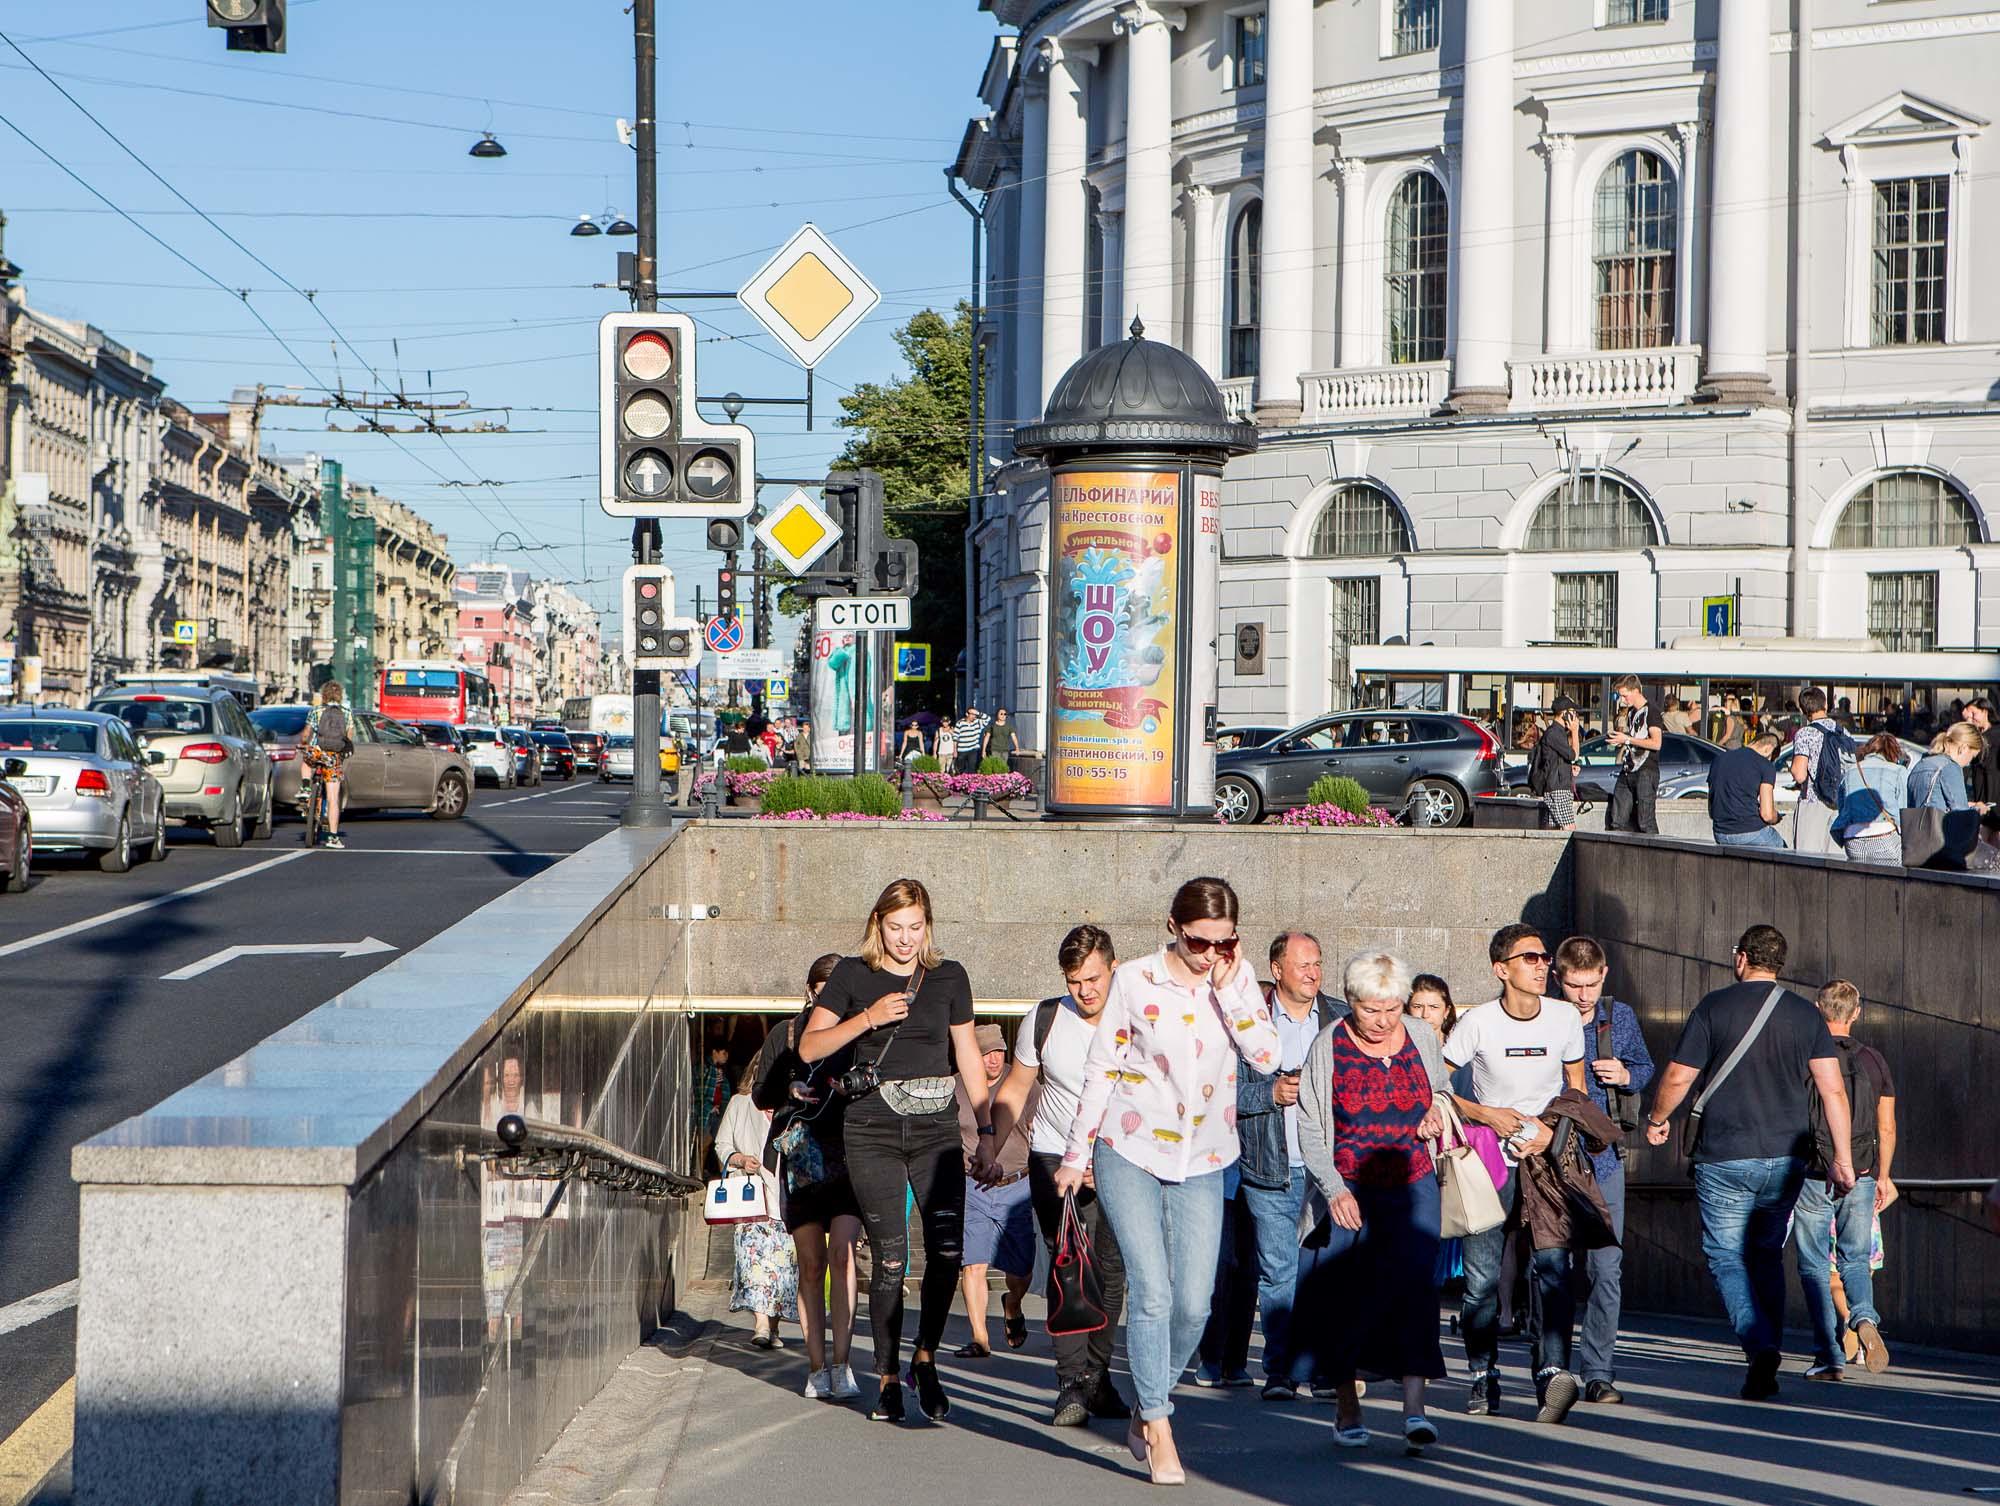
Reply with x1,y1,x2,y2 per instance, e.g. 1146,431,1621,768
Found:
87,682,274,847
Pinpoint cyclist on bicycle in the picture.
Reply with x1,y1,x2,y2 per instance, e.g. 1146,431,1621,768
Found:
303,681,353,850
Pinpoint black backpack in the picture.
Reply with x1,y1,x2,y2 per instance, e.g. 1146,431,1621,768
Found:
316,705,353,756
1810,1037,1881,1176
1808,720,1855,807
1031,996,1062,1080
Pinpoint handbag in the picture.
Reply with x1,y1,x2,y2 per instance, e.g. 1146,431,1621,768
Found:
1046,1191,1109,1336
702,1170,770,1225
1901,806,1979,871
1682,984,1784,1157
1431,1096,1506,1240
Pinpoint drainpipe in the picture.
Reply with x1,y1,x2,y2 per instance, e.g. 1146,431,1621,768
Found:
945,170,986,712
1787,0,1813,635
1961,543,1981,649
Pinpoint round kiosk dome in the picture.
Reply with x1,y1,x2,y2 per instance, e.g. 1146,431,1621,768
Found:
1014,318,1258,462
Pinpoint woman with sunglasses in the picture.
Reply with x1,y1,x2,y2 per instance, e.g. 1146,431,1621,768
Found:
1053,877,1281,1486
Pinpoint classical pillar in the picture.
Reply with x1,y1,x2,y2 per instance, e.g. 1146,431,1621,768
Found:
1701,0,1774,400
1114,2,1183,334
1039,38,1093,407
1447,0,1514,410
1673,119,1701,353
1335,157,1370,367
1181,183,1223,375
1097,209,1126,347
1255,0,1312,422
1015,71,1049,429
1538,131,1578,352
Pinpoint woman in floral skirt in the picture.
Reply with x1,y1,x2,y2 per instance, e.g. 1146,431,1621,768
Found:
716,1064,798,1347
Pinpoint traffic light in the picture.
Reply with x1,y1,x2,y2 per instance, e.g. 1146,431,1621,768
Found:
597,312,754,520
706,517,744,553
874,539,919,597
717,556,739,620
207,0,286,52
622,565,698,670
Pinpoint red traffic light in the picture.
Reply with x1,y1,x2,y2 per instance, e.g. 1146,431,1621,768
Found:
718,570,734,586
621,330,673,381
637,579,660,600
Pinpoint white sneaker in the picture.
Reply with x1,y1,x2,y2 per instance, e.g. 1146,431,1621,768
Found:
803,1367,832,1400
830,1364,860,1400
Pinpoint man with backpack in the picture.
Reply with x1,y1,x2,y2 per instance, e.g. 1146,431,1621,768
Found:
981,925,1131,1428
1793,979,1898,1380
1789,688,1853,856
303,680,354,850
1605,675,1662,834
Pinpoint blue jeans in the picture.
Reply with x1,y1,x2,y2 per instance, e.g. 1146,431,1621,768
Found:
1573,1157,1625,1384
1693,1155,1808,1359
1242,1167,1310,1379
1461,1168,1574,1382
1714,826,1787,850
1793,1174,1879,1367
1094,1144,1225,1422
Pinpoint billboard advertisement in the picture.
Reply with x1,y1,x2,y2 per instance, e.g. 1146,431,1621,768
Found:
1048,470,1182,812
809,628,891,774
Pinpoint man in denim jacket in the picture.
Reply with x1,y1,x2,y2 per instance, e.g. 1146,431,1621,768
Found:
1194,931,1347,1398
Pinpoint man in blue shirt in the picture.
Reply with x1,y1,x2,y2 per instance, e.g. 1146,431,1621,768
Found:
1554,936,1656,1406
1710,732,1786,849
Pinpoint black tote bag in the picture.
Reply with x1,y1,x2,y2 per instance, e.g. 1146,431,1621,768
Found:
1046,1191,1109,1336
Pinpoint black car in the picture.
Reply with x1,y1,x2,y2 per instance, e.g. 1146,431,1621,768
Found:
530,728,576,780
567,729,605,774
1214,724,1289,753
413,721,465,752
1500,731,1723,801
1214,710,1503,827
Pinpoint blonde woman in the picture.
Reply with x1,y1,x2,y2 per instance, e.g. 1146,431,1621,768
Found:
302,680,353,849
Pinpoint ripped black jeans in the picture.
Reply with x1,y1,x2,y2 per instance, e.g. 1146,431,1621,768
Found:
843,1095,965,1378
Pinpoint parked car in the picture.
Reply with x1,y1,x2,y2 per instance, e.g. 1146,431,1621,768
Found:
568,730,605,774
0,708,168,870
87,682,274,846
1214,724,1289,754
1498,731,1724,802
599,734,636,783
530,728,577,780
458,725,519,788
1214,710,1504,827
254,706,474,819
530,719,566,733
502,727,544,786
412,721,465,753
0,759,32,892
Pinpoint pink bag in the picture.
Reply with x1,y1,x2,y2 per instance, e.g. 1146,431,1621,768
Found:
1465,1122,1509,1188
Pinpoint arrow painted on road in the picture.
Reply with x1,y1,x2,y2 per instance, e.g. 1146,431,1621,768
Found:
160,937,397,982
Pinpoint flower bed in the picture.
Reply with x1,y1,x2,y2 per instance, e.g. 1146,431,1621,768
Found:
758,808,950,822
944,771,1035,802
692,767,780,800
1278,802,1399,829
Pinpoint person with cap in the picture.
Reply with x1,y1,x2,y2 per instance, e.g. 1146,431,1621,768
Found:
1529,697,1582,832
955,1021,1037,1357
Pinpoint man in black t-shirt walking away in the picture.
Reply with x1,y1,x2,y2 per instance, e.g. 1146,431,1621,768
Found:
1644,925,1857,1401
1605,674,1661,835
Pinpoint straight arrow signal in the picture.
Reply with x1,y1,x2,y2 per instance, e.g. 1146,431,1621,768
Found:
160,937,398,982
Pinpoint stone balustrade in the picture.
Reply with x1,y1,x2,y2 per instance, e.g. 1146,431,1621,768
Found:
1218,375,1257,422
1300,362,1449,421
1508,345,1701,410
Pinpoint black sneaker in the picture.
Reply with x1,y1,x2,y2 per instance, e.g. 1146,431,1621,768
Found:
1535,1371,1581,1425
1583,1380,1625,1405
871,1379,906,1423
1051,1383,1090,1428
1741,1350,1781,1401
1465,1373,1500,1416
1086,1380,1132,1421
910,1359,951,1421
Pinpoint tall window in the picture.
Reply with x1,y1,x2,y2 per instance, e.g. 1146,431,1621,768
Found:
1329,577,1382,711
1554,573,1619,647
1606,0,1669,24
1232,11,1266,90
1385,173,1448,364
1867,572,1938,652
1227,201,1262,379
1525,472,1658,551
1593,150,1678,349
1871,176,1949,346
1833,471,1980,548
1307,482,1412,558
1389,0,1440,55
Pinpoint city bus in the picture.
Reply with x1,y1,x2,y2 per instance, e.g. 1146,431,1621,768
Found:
112,669,260,711
560,694,635,736
1348,641,2000,751
378,661,498,728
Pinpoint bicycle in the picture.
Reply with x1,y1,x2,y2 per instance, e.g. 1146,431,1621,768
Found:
302,748,339,848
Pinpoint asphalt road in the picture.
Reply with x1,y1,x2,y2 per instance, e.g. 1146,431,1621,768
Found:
0,775,632,1448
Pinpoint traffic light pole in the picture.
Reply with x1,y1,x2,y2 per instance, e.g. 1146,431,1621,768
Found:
623,0,671,829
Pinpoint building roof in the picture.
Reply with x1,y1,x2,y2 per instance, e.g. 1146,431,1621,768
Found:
1014,320,1258,460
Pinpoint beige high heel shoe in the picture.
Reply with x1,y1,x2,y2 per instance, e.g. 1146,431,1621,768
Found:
1144,1421,1185,1487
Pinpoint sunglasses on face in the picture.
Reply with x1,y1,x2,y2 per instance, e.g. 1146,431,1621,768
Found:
1505,950,1554,966
1177,933,1240,959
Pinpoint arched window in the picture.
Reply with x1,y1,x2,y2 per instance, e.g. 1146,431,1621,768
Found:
1227,201,1261,379
1593,150,1677,349
1306,482,1412,558
1385,172,1448,365
1525,472,1659,551
1832,471,1980,548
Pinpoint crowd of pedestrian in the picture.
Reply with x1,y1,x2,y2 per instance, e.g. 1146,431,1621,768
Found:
729,876,1898,1485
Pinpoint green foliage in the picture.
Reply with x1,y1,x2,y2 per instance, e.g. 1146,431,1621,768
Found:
848,773,902,818
760,773,904,818
1307,775,1371,815
909,754,943,773
978,755,1010,775
760,775,833,816
724,755,769,774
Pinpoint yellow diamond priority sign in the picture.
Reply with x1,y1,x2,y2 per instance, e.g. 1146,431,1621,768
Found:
755,487,842,575
738,224,880,369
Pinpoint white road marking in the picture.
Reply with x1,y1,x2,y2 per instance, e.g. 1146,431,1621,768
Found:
0,1280,77,1338
317,848,567,857
0,850,310,961
486,783,592,807
161,937,397,982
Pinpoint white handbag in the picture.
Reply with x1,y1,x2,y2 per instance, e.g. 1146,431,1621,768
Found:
703,1170,770,1225
1431,1097,1507,1240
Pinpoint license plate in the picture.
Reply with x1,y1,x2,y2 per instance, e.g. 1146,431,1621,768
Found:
9,775,52,796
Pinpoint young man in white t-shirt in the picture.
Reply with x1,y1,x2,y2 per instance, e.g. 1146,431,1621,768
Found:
1445,922,1590,1426
983,925,1131,1429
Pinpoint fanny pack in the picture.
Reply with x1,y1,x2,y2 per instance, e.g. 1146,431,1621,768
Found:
879,1075,955,1116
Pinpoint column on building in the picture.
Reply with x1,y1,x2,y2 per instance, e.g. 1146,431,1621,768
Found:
1039,37,1093,405
1447,0,1514,410
1539,131,1578,351
1015,71,1049,430
1097,209,1126,346
1115,2,1181,334
1255,0,1312,421
1336,156,1370,367
1672,119,1701,354
1702,0,1773,399
1181,184,1223,374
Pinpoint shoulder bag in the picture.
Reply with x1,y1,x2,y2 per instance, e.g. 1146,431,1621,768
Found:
865,966,958,1116
1681,984,1785,1158
1046,1191,1109,1336
1430,1095,1507,1239
702,1170,770,1225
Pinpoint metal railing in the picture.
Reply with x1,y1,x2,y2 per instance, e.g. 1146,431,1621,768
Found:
479,1113,704,1200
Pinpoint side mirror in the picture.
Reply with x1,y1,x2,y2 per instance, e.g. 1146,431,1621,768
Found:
147,750,168,766
2,757,26,778
256,726,274,745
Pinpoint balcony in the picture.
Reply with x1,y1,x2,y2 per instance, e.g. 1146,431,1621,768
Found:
1219,376,1257,422
1508,346,1700,411
1300,362,1449,422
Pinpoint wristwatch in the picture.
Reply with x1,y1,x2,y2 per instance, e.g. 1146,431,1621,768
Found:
1645,1115,1668,1129
977,1124,996,1137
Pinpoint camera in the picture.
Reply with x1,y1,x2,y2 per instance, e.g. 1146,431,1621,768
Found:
835,1063,881,1099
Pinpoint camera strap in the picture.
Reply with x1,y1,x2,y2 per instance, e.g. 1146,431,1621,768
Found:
862,964,925,1071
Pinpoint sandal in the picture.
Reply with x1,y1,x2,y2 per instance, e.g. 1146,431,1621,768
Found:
953,1341,992,1359
1005,1312,1029,1350
1333,1421,1370,1448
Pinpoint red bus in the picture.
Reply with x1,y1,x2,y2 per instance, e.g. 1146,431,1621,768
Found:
379,661,498,727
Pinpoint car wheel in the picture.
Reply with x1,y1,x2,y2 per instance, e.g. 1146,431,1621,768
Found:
1406,778,1466,829
252,786,274,841
432,772,469,820
1213,775,1263,826
97,812,133,873
147,814,168,863
4,823,29,893
213,791,246,848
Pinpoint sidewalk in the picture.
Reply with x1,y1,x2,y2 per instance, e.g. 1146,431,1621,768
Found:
504,1284,1998,1506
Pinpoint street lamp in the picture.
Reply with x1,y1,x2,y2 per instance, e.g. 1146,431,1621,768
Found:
570,213,603,238
469,132,508,159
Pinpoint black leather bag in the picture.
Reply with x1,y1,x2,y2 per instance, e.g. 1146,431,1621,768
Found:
1901,807,1979,871
1046,1191,1108,1337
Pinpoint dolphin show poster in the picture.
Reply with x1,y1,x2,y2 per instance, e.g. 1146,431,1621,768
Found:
1049,470,1181,810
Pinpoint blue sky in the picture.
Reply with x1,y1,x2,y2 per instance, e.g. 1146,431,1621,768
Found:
0,0,996,638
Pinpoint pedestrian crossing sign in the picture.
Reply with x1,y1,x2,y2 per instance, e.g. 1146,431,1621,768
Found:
171,619,198,644
766,676,790,701
894,642,931,683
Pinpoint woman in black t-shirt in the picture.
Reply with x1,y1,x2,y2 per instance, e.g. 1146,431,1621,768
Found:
801,878,987,1425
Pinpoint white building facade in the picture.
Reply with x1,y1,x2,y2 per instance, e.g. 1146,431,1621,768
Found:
957,0,2000,746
